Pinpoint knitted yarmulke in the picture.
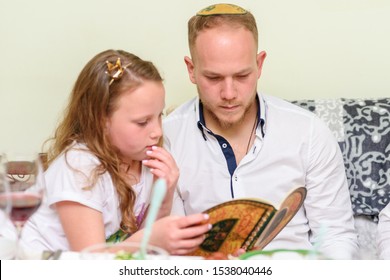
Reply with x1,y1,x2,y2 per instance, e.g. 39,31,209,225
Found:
197,3,247,16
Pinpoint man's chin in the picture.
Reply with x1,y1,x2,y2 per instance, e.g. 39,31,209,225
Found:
205,108,244,128
216,116,241,129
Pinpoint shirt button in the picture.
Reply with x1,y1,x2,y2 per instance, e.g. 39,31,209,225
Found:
234,175,238,181
222,143,227,148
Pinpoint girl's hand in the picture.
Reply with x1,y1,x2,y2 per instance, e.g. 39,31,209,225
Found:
148,213,211,255
142,146,179,216
142,146,179,189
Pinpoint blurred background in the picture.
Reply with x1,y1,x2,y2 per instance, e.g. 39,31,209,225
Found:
1,0,389,154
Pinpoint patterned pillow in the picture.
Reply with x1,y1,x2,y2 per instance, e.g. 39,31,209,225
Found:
291,98,390,219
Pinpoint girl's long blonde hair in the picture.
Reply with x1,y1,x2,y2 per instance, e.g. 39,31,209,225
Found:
45,49,163,233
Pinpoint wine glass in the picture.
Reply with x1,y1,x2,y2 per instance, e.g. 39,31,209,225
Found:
0,153,18,259
1,152,45,258
0,154,11,228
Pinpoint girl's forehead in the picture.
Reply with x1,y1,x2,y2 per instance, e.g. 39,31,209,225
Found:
114,82,165,114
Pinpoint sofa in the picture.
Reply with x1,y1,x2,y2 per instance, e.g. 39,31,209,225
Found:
291,98,390,259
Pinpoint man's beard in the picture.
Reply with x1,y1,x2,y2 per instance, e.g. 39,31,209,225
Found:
203,102,251,130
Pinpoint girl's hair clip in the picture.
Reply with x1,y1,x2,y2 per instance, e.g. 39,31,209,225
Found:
105,58,131,85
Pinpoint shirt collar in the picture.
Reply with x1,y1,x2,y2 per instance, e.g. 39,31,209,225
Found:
258,94,266,137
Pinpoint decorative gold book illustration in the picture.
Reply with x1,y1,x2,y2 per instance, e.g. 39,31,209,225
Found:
190,187,307,257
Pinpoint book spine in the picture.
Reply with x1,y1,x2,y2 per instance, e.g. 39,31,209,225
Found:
243,210,275,250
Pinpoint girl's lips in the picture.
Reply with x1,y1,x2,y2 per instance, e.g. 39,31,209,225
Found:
146,144,158,150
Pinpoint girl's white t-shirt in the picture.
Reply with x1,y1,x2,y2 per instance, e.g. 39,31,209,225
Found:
20,143,153,252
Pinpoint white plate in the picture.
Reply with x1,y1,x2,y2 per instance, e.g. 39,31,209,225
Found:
58,252,204,260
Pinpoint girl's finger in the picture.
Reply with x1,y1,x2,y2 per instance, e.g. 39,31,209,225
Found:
176,213,210,229
146,146,172,162
176,223,211,240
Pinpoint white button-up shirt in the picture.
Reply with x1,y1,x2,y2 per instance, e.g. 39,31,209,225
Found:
377,202,390,259
163,93,358,259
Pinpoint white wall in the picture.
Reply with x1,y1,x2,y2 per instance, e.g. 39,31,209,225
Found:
1,0,389,154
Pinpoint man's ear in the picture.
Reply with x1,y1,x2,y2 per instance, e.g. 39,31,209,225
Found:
184,56,196,84
256,51,267,79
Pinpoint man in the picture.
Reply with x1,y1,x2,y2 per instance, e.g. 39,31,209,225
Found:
163,3,358,259
377,202,390,259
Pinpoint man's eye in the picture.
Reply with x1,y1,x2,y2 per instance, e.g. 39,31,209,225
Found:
236,74,249,79
207,76,221,81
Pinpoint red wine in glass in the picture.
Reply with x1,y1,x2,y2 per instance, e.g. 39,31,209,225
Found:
0,192,42,226
2,154,45,259
8,192,42,225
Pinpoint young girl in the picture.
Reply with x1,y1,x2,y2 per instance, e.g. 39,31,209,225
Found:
20,49,210,255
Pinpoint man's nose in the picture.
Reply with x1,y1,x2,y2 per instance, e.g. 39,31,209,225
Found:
220,78,237,100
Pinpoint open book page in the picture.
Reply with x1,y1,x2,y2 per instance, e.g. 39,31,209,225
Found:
190,199,277,257
253,187,307,250
189,187,307,257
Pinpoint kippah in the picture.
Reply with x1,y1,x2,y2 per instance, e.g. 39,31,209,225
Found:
196,3,247,16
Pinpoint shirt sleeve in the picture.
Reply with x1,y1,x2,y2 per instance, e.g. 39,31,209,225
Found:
304,118,359,259
45,150,108,212
377,203,390,259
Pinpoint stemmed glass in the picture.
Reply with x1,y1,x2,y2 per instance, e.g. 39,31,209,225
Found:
0,154,11,228
0,152,45,258
0,153,17,259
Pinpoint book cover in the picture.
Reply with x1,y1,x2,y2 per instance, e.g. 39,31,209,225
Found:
189,187,307,257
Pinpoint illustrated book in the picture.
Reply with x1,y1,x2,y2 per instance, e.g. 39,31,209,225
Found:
190,187,307,257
